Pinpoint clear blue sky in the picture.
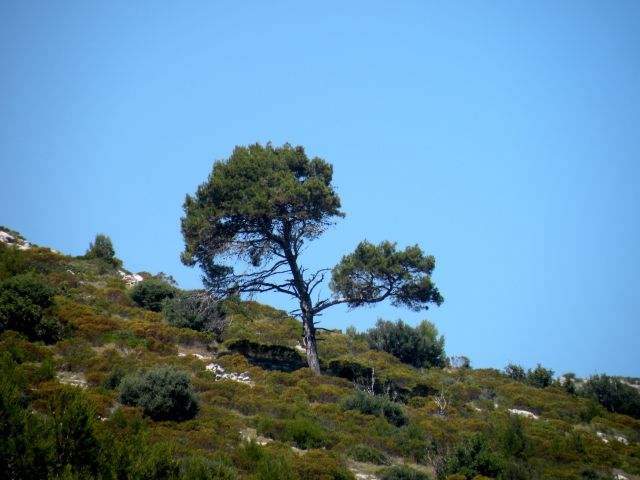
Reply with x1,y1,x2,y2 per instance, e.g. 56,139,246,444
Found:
2,1,639,377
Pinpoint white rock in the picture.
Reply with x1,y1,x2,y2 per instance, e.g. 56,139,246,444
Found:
118,271,144,287
0,230,31,250
615,474,629,480
614,435,629,445
597,432,609,443
205,363,252,385
508,409,538,420
192,353,213,360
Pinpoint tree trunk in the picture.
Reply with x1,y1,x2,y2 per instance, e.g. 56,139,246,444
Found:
302,312,321,374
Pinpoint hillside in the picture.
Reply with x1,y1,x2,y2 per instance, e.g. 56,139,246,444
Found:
1,228,639,480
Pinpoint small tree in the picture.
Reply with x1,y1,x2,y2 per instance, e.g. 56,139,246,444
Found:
526,364,554,388
504,364,526,382
181,143,443,373
581,374,640,419
163,290,227,334
129,280,178,312
85,234,122,269
0,273,61,342
366,318,446,369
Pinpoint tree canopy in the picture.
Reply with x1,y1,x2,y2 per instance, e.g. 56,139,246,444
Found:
181,143,443,373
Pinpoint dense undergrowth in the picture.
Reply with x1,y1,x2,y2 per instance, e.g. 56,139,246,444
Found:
1,229,639,480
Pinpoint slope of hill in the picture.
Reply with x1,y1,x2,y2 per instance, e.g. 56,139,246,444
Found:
1,228,639,480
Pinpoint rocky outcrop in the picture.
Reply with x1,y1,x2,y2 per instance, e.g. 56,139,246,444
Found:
118,270,144,287
0,229,31,250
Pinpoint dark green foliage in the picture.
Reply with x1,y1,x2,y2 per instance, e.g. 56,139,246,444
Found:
500,415,528,460
561,372,577,395
342,390,408,427
163,289,227,333
181,455,238,480
580,399,605,423
46,387,101,476
181,143,343,271
0,353,52,479
330,241,444,311
227,339,306,372
327,358,373,384
447,433,502,478
103,366,127,390
0,245,30,280
348,444,391,465
0,272,64,342
504,363,554,388
292,449,355,480
119,366,200,421
181,143,443,373
235,440,298,479
256,456,298,480
84,233,122,269
380,465,431,480
366,318,446,369
133,442,181,479
526,364,554,388
284,416,329,449
398,423,432,464
581,374,640,419
235,440,297,480
129,279,178,312
505,363,527,382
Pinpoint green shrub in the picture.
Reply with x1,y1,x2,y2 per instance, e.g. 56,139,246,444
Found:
581,374,640,419
84,233,122,269
181,455,238,480
366,319,446,369
256,456,298,480
163,290,227,333
447,433,502,479
0,273,65,342
103,367,127,390
342,390,408,427
505,364,526,382
284,416,329,449
505,363,554,388
235,440,298,480
292,449,354,480
526,364,554,388
45,387,101,477
348,444,391,465
0,245,30,280
129,280,178,312
398,422,431,463
131,442,180,479
380,465,431,480
119,366,199,421
0,352,53,479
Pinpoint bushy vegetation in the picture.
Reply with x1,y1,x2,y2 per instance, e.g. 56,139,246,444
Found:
120,366,200,421
581,374,640,419
380,465,430,480
1,227,639,480
342,389,408,427
129,279,178,312
366,319,446,368
504,363,554,388
0,272,67,343
163,290,227,333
